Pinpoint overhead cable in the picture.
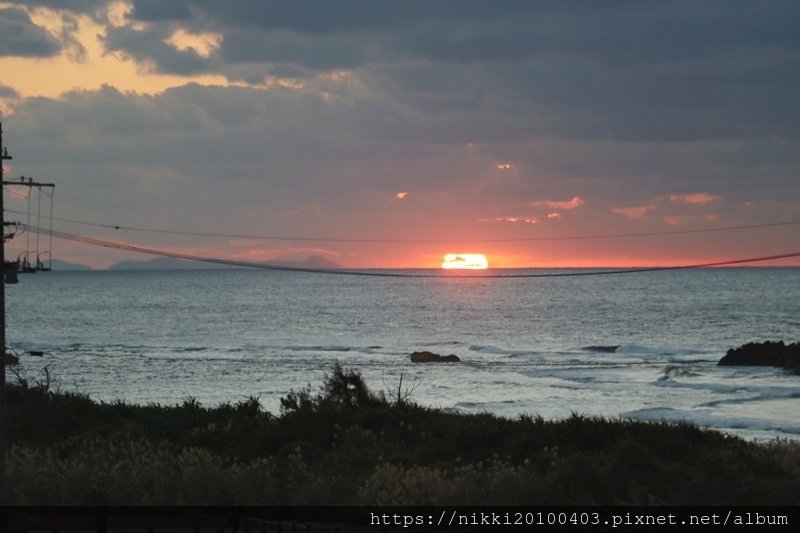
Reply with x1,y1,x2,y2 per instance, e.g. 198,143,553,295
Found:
5,208,799,244
21,224,800,279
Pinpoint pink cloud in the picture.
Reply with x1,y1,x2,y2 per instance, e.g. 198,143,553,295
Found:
546,212,561,220
480,216,539,224
395,191,408,200
611,204,656,219
669,193,721,205
532,196,585,210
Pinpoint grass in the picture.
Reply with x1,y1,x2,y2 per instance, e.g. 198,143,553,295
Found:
6,363,800,505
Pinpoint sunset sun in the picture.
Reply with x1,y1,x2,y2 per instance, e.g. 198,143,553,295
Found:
441,253,489,269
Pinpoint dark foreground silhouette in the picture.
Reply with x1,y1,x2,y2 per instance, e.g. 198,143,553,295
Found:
7,363,800,505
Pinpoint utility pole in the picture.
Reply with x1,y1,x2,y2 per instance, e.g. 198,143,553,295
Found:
1,121,10,506
0,123,54,506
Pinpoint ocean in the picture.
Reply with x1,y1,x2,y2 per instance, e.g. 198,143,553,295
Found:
6,267,800,441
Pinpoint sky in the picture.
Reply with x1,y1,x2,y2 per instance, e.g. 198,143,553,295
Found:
1,0,799,269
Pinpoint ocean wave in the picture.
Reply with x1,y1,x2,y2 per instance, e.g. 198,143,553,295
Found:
659,364,702,380
581,345,619,353
9,341,151,354
654,375,800,402
282,344,355,352
615,344,709,357
468,344,540,357
421,341,717,361
247,343,385,354
621,407,800,436
10,341,390,359
454,399,518,409
698,391,800,408
668,358,718,364
520,366,626,384
143,353,255,364
428,340,466,347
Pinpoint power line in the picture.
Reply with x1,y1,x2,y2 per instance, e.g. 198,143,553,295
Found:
5,208,799,244
22,224,800,279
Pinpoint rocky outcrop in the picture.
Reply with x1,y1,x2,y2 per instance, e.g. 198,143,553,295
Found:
410,351,461,363
583,345,619,353
718,341,800,373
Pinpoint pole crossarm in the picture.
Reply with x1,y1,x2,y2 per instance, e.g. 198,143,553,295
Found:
3,180,55,187
3,176,56,274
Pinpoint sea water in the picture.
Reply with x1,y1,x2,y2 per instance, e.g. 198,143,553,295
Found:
6,267,800,441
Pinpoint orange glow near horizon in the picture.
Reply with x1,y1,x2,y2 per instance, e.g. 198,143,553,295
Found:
441,253,489,269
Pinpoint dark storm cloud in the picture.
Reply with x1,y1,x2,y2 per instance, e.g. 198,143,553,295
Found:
0,84,19,98
9,1,800,72
116,1,800,65
73,1,799,144
130,0,531,35
6,0,108,11
10,81,798,204
102,25,214,75
129,0,192,22
10,84,375,182
0,7,61,57
217,27,370,71
5,83,469,232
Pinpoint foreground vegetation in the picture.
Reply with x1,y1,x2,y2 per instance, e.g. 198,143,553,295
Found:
7,364,800,505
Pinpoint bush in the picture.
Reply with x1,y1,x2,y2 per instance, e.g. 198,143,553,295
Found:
6,365,800,505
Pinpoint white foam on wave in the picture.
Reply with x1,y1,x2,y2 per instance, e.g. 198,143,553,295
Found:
615,343,712,358
453,399,518,410
467,344,540,357
428,340,466,347
656,366,800,403
10,341,140,353
660,364,702,379
12,340,396,363
621,406,800,438
246,342,389,356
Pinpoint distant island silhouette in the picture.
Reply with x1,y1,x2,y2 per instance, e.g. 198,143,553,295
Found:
48,259,92,271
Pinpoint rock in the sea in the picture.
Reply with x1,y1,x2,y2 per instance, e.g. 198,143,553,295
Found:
3,352,19,365
410,351,461,363
718,341,800,373
583,345,620,353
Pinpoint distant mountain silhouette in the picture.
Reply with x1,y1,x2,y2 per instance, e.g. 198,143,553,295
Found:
108,255,341,270
109,257,211,270
267,255,341,269
49,259,92,270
